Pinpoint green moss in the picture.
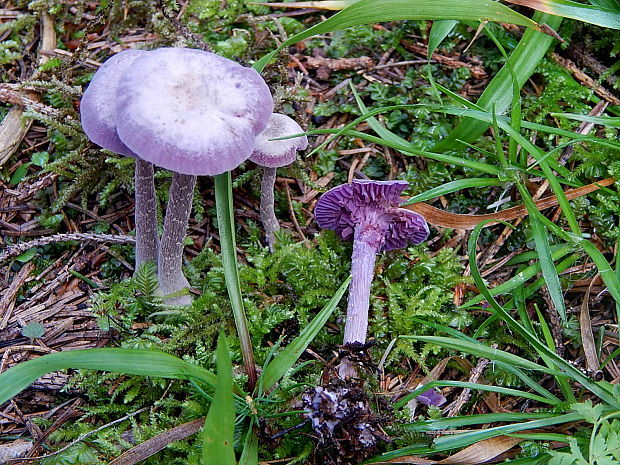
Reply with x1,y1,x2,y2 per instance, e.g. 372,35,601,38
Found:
369,246,467,372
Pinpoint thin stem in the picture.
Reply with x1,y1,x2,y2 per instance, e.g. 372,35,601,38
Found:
134,158,159,272
158,172,196,306
260,167,280,252
339,221,383,379
343,239,378,345
214,172,258,390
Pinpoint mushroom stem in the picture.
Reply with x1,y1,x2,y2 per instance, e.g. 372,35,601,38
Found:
260,167,280,252
134,158,159,272
343,239,378,346
339,212,388,379
158,172,196,305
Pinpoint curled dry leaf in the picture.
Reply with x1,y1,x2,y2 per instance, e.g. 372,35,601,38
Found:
403,177,615,229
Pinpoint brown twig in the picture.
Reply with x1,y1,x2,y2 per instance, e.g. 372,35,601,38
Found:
0,233,135,264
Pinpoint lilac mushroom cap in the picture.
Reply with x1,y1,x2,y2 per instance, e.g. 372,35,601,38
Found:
80,49,146,157
315,180,429,251
249,113,308,168
115,48,273,176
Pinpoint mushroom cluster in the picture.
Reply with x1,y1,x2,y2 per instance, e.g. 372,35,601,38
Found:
315,180,429,378
81,47,273,305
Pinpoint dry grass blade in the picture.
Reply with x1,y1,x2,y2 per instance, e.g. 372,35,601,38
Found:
0,262,34,329
580,275,601,374
106,418,205,465
0,232,135,264
403,178,615,229
437,436,523,464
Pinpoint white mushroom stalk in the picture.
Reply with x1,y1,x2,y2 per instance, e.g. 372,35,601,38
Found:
250,113,308,251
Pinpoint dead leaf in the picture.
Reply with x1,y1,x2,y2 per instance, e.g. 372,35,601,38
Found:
403,178,615,229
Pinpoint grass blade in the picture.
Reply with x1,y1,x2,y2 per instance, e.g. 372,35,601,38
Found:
253,0,549,72
239,427,259,465
214,172,257,390
401,178,501,205
308,128,502,175
394,379,560,409
578,238,620,304
468,221,620,407
432,412,583,451
400,335,554,373
201,333,236,465
260,277,350,391
505,0,620,28
428,20,458,59
551,112,620,127
433,13,562,152
516,183,567,323
404,412,557,431
0,349,217,404
461,244,574,308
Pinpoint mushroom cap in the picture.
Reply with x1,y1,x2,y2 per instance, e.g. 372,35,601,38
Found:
314,180,429,251
115,48,273,176
249,113,308,168
80,49,146,158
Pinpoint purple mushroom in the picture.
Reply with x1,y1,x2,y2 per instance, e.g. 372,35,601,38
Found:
249,113,308,251
81,48,273,305
315,180,429,378
81,50,159,272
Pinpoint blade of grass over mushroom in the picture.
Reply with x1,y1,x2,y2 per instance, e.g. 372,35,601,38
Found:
260,277,350,392
404,412,558,432
432,412,584,452
402,178,501,205
395,379,560,408
433,13,562,152
306,104,503,175
0,349,217,404
214,172,257,390
468,221,620,407
253,0,550,72
551,113,620,127
201,333,236,465
504,0,620,28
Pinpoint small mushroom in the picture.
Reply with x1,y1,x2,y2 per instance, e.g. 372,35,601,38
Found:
249,113,308,251
315,180,429,378
81,48,273,304
81,49,159,272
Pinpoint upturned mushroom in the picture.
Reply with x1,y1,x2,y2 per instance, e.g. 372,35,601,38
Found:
249,113,308,251
314,180,429,378
81,48,273,304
